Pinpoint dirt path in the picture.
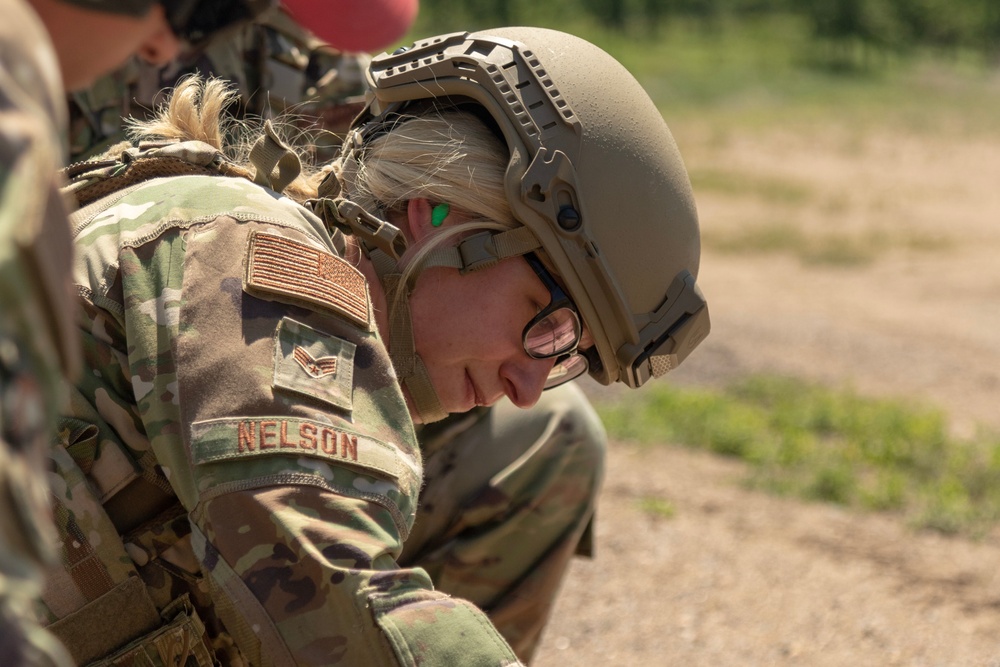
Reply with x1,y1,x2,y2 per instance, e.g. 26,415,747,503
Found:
535,443,1000,666
534,125,1000,665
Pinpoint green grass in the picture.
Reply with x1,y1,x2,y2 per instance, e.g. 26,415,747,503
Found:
702,223,953,267
596,15,1000,136
688,168,814,205
637,495,677,520
408,13,1000,138
598,376,1000,537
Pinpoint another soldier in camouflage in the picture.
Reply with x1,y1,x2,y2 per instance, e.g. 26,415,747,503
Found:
1,0,324,664
68,5,371,163
0,8,79,664
0,0,183,664
68,0,420,164
40,26,709,667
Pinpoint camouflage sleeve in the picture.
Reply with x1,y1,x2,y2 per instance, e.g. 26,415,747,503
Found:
71,174,522,666
69,7,370,163
0,3,78,665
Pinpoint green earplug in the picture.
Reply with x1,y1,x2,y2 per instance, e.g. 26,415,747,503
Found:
431,203,450,227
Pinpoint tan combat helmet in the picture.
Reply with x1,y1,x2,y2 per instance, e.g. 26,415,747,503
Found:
370,28,710,386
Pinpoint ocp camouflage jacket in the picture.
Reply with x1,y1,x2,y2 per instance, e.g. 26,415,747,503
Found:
1,1,78,665
38,141,521,666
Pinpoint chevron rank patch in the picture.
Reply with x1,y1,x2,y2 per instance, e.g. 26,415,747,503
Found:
273,317,355,412
244,231,371,329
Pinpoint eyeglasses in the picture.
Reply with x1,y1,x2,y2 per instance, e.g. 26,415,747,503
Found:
160,0,255,47
522,253,590,389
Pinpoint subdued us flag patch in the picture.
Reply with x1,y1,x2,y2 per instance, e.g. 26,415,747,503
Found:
244,230,371,329
273,317,355,412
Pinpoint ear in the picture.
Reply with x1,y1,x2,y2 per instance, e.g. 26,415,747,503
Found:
406,197,437,244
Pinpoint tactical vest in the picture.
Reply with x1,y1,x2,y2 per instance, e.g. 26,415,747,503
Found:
40,137,301,667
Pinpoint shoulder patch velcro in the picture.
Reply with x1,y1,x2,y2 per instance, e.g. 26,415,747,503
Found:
244,231,371,328
273,317,355,412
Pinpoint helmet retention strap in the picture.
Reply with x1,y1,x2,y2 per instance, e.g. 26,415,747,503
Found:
372,253,449,424
420,227,541,273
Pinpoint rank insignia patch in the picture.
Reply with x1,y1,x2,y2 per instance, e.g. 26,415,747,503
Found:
245,231,371,329
273,317,354,411
293,346,338,378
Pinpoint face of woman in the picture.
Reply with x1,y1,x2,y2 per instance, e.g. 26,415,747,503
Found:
406,255,558,418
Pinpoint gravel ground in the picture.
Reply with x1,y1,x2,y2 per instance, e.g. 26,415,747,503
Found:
533,124,1000,666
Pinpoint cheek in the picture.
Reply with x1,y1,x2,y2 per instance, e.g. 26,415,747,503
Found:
439,277,511,347
408,266,529,360
459,268,540,354
406,272,478,359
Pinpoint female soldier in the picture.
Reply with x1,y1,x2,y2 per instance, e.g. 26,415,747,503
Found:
42,27,708,666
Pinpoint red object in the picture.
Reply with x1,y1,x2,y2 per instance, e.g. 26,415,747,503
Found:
282,0,419,53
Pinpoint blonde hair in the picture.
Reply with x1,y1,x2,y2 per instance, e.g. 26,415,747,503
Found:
336,112,513,226
334,110,517,289
125,76,327,202
127,76,520,287
127,76,235,151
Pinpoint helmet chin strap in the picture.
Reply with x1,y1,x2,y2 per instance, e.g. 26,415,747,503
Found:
310,173,449,423
309,169,541,424
372,251,450,424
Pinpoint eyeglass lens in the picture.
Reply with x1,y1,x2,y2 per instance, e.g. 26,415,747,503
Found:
522,252,589,389
544,353,589,390
524,308,580,358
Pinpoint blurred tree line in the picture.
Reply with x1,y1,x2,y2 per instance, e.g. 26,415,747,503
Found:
417,0,1000,63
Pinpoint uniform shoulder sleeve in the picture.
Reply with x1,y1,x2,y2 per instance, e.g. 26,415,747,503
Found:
69,173,522,666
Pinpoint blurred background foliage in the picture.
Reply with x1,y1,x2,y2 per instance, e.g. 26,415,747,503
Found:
413,0,1000,63
406,0,1000,137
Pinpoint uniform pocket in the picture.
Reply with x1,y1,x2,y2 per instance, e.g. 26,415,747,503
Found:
87,594,215,667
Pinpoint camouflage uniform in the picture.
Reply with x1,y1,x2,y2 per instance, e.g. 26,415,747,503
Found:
68,6,369,163
37,141,527,665
0,1,78,666
405,386,605,660
60,13,609,664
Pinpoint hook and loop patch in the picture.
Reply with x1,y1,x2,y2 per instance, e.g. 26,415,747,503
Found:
273,317,355,412
244,231,371,329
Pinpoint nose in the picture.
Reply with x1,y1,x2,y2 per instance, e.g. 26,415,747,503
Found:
500,357,555,409
138,25,182,66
